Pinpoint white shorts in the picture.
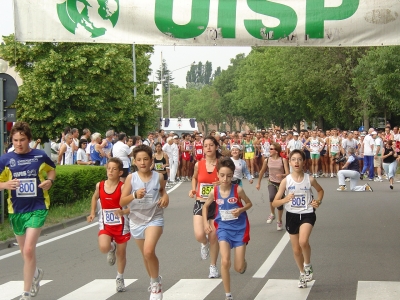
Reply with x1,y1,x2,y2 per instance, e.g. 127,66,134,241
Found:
130,218,164,239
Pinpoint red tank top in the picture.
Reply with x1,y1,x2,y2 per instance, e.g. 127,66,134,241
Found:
99,181,127,233
196,159,218,200
194,141,203,159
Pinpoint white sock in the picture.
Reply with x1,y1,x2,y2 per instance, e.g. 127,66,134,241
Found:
116,272,123,279
150,276,160,283
110,242,116,251
226,293,232,297
304,263,311,267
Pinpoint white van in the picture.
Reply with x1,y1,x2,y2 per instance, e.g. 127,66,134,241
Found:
161,118,198,137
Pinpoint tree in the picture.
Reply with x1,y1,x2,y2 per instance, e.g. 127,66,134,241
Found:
0,35,156,139
156,59,174,92
186,61,215,88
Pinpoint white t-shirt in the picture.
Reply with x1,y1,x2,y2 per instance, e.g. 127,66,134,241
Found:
363,135,375,156
112,141,131,168
77,148,88,163
287,139,303,152
373,137,383,156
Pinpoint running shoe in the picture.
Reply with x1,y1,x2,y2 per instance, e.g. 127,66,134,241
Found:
20,292,31,300
266,214,275,224
315,174,319,178
107,242,117,266
304,265,314,282
298,274,307,288
31,268,44,297
116,278,126,292
365,183,373,192
209,265,220,278
374,177,383,182
251,174,254,179
226,295,234,300
148,276,163,300
239,260,247,274
277,221,283,231
360,174,364,180
390,184,393,190
201,242,210,260
345,178,350,182
336,186,347,191
330,173,334,178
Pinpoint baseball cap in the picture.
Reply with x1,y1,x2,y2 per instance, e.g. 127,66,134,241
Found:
173,135,178,139
231,144,242,150
199,134,203,137
293,132,299,136
221,133,226,137
360,133,366,136
371,131,377,135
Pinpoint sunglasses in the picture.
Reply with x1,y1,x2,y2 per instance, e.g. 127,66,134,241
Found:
270,148,275,150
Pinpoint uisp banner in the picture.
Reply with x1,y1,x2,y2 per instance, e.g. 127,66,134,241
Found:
13,0,400,46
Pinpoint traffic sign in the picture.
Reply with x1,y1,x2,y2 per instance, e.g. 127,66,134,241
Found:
0,73,18,107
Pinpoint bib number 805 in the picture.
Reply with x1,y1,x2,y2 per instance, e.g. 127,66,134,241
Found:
292,195,306,207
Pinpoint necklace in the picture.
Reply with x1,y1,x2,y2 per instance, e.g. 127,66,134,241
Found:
206,159,217,166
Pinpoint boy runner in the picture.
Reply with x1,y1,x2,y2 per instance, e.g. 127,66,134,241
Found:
202,157,252,300
272,150,324,288
87,157,130,292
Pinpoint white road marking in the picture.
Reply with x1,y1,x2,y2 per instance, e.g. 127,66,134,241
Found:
0,183,181,261
254,279,315,300
253,232,290,278
163,279,222,300
356,281,400,299
0,280,52,300
58,279,136,300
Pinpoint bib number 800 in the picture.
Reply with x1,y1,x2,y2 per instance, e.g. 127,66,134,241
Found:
19,182,35,194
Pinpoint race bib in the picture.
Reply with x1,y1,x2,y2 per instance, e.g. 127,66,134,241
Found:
291,193,307,209
200,183,213,198
102,208,122,225
154,162,163,170
16,178,37,198
332,145,339,151
196,149,203,154
138,193,153,205
246,147,252,153
220,209,238,221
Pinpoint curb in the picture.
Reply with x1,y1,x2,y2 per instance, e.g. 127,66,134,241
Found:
0,215,88,251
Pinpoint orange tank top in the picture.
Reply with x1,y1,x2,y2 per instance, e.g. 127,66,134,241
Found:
196,159,218,200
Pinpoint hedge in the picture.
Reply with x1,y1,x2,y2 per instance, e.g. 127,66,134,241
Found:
1,165,107,219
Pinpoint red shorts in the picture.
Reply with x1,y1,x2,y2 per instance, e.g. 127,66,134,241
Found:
98,229,130,244
182,152,191,161
195,155,203,161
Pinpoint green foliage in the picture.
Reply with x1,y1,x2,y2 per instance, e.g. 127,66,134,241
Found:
48,165,106,205
0,35,157,139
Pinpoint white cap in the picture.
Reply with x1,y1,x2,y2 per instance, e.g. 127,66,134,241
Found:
221,133,226,137
371,131,377,135
173,135,179,139
293,132,299,136
231,144,242,150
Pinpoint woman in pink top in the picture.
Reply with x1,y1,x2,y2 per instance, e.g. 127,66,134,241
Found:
256,142,289,231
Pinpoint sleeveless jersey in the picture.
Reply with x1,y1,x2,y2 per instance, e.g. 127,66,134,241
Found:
102,140,113,165
242,141,254,153
0,149,56,214
279,141,288,158
90,143,102,163
309,138,321,154
268,157,285,184
182,141,192,160
330,137,340,153
261,138,271,157
153,154,166,171
213,185,250,239
347,154,360,172
60,143,73,165
285,174,314,214
98,181,129,235
129,171,163,226
194,141,204,160
196,159,218,200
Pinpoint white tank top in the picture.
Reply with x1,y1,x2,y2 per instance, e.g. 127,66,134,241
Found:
285,174,314,214
61,143,73,165
129,171,163,226
309,138,320,154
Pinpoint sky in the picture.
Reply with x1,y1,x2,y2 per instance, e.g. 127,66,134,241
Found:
0,0,251,87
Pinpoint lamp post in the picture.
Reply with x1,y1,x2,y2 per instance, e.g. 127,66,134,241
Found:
167,61,195,118
0,58,7,224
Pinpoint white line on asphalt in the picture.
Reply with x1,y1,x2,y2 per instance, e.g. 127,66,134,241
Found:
0,182,182,261
356,281,400,299
254,279,315,299
0,280,52,300
163,279,222,300
253,232,290,278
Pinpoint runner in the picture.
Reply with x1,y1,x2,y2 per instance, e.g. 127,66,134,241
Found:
305,130,324,178
153,142,169,189
272,149,324,288
189,136,221,278
328,128,342,178
256,142,289,231
230,145,253,186
202,157,252,300
120,145,169,300
181,133,192,181
0,121,56,300
382,140,398,189
87,157,130,292
193,133,204,162
319,131,329,177
242,134,256,179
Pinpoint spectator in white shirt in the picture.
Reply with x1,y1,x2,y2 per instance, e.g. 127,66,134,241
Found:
112,132,131,182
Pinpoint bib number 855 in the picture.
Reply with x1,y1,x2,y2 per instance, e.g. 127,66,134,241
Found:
201,186,213,198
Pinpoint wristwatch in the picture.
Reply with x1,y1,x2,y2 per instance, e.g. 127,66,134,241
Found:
48,179,54,184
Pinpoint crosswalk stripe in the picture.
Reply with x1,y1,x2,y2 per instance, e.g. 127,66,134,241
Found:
163,279,222,300
356,281,400,299
254,279,315,300
57,279,137,300
0,280,52,300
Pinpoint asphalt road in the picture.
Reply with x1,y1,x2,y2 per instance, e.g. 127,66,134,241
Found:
1,176,400,300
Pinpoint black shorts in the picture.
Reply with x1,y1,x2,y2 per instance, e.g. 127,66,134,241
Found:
304,150,311,159
285,211,316,235
320,150,327,156
121,168,129,178
193,200,215,220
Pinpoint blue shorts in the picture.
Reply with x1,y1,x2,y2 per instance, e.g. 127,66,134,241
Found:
217,227,248,249
130,218,164,239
